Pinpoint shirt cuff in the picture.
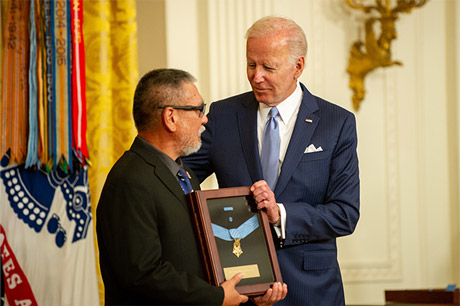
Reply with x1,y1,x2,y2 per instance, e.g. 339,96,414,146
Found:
272,203,286,239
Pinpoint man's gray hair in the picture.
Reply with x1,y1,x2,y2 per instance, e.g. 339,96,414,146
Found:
133,68,197,132
246,16,307,63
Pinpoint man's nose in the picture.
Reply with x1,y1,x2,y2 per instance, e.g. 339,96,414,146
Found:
252,67,265,83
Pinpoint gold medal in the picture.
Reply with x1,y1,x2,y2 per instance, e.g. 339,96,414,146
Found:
232,238,243,257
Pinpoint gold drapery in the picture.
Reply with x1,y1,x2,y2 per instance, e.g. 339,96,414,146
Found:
83,1,139,303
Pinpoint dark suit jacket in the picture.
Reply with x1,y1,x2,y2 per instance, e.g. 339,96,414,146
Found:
184,83,360,306
96,137,224,305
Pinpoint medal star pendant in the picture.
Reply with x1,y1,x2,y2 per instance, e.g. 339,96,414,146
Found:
232,238,243,257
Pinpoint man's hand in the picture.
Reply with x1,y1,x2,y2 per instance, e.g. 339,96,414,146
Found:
251,282,288,306
221,273,249,306
250,180,280,224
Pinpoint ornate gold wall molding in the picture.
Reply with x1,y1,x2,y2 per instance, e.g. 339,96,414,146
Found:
346,0,427,111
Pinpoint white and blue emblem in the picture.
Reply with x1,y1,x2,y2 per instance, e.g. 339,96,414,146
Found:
0,152,92,248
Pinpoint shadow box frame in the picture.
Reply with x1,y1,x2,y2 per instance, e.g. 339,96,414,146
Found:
187,186,282,296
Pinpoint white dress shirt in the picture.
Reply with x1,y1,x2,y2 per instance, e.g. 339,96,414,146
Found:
257,81,303,239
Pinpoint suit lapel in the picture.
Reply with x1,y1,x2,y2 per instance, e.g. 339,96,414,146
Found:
237,96,264,183
130,137,190,210
153,163,189,208
275,85,319,196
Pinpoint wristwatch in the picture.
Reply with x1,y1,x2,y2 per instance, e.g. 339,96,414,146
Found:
272,218,281,227
271,205,281,227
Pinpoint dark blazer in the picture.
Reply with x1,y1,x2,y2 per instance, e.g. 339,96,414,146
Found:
96,137,224,305
184,83,360,306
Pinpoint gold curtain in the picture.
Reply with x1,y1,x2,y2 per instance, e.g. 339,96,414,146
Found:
83,0,139,303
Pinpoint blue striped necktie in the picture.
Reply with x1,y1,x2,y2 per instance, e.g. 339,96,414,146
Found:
261,107,280,190
177,168,193,194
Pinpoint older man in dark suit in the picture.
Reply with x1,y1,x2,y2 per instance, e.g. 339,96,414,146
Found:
184,17,360,306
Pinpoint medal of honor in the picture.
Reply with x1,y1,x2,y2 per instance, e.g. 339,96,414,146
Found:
212,215,259,258
232,239,243,257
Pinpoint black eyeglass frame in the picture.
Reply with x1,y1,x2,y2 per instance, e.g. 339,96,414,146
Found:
158,103,207,117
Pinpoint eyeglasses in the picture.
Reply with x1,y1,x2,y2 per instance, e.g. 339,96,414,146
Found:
158,103,206,118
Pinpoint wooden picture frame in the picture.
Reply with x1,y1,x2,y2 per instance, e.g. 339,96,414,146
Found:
187,186,282,296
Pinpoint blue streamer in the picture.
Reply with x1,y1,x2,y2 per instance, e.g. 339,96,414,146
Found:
26,0,39,168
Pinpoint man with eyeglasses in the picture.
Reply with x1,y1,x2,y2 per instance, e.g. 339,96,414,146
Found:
96,68,286,306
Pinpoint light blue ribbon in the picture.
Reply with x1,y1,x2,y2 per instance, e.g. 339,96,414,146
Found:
26,0,39,168
212,215,259,241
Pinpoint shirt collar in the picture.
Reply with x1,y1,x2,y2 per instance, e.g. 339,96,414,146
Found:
137,135,182,175
258,81,302,124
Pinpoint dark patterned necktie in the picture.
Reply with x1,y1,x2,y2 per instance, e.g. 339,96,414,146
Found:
177,168,193,194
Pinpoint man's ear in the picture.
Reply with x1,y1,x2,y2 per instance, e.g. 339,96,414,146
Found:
162,107,179,133
294,56,305,79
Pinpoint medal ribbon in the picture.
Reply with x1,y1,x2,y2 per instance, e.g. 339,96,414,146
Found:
212,215,259,241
